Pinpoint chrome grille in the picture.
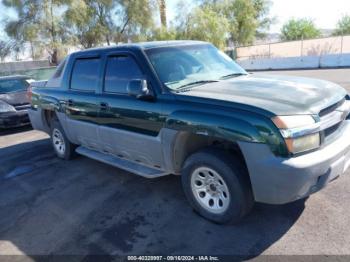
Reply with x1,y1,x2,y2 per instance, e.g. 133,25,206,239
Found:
319,98,345,117
320,98,350,142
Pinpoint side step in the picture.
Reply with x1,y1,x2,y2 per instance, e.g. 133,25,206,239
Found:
76,146,170,179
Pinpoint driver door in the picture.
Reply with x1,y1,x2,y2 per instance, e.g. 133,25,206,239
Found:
97,54,165,168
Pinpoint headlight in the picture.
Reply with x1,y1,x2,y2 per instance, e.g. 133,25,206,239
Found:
0,101,16,113
285,133,320,154
272,115,320,154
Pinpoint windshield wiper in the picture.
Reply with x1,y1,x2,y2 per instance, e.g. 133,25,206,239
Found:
219,73,247,79
176,80,219,91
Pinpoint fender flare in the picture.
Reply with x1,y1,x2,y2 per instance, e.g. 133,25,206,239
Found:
165,110,265,143
165,109,287,157
39,95,63,112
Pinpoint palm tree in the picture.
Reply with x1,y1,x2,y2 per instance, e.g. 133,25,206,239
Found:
158,0,167,29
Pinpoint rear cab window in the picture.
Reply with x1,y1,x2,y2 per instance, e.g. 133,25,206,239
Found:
70,58,101,92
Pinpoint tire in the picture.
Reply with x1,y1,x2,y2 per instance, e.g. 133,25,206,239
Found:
50,118,76,160
181,148,254,224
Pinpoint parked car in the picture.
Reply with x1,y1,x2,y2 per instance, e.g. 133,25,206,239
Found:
28,41,350,224
0,75,33,128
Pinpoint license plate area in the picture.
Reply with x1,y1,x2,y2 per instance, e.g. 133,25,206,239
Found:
329,148,350,182
344,149,350,173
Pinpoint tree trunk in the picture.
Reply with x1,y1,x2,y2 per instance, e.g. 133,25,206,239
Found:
50,0,56,44
30,42,35,60
158,0,167,29
120,17,130,35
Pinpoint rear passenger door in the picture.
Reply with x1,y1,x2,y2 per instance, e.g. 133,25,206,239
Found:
97,54,165,168
65,57,102,150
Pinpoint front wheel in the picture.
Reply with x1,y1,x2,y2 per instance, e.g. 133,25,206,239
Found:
50,119,76,160
181,148,254,224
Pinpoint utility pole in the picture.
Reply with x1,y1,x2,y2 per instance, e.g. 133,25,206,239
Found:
300,35,304,57
340,29,344,54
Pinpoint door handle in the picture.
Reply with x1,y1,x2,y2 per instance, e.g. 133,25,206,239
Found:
100,102,109,111
67,99,74,106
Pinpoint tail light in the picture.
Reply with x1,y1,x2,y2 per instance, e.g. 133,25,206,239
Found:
27,85,32,101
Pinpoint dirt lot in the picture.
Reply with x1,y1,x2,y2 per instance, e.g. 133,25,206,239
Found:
0,69,350,259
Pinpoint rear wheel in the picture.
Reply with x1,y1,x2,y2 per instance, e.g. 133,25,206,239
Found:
50,119,76,160
181,148,254,224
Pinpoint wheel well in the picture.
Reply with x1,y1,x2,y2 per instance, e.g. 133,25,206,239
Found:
172,132,247,173
172,132,252,193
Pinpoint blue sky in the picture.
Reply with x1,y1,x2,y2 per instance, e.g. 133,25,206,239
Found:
1,0,349,39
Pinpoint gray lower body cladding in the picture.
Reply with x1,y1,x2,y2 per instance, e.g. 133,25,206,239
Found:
28,108,49,132
238,120,350,204
29,109,350,205
28,108,180,174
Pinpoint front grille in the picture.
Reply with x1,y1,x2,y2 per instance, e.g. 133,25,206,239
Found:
324,122,341,138
319,98,345,117
320,97,348,142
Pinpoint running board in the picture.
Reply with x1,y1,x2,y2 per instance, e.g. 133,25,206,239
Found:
76,146,170,179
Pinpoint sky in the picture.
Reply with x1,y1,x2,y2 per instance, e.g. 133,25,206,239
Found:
0,0,349,39
166,0,350,33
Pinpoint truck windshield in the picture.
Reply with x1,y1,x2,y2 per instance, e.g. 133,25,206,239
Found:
0,79,29,94
146,44,247,91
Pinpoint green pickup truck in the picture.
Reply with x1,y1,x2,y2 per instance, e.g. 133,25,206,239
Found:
28,41,350,224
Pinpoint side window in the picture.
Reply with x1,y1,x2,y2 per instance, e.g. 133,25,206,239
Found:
71,58,100,91
104,56,143,94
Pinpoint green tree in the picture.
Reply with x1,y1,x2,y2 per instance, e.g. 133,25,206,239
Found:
150,0,187,41
182,6,230,49
199,0,274,46
114,0,156,42
333,15,350,36
2,1,40,60
64,0,106,48
281,18,321,41
252,0,275,39
226,0,258,45
3,0,70,63
3,0,159,58
90,0,116,45
0,40,12,61
151,28,177,40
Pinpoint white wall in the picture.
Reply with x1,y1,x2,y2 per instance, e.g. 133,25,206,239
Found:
237,53,350,71
236,35,350,59
0,60,50,73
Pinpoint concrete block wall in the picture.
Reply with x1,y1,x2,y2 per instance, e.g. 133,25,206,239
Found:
0,60,50,74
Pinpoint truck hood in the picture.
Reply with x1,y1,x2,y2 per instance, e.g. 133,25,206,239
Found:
178,74,347,115
0,90,29,106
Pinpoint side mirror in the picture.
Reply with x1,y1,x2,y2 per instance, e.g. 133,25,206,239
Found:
127,79,154,100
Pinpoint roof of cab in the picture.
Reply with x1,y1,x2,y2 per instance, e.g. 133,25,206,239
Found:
71,40,208,55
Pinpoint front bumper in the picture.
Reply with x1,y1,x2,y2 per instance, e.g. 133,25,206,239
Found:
0,110,30,128
238,120,350,204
